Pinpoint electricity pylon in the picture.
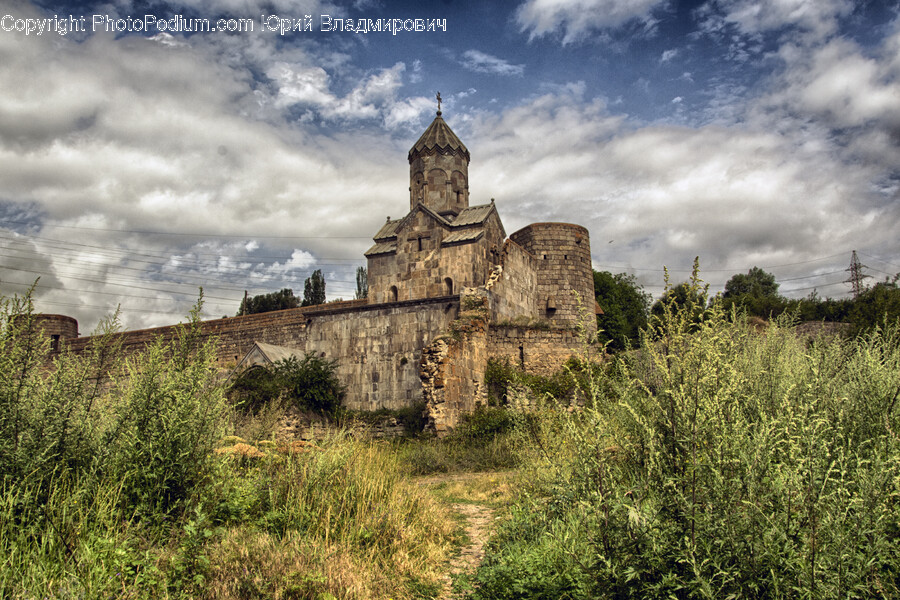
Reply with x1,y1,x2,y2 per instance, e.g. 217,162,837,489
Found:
844,250,870,299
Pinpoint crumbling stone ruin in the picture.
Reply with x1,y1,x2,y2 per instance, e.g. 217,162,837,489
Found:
43,107,599,434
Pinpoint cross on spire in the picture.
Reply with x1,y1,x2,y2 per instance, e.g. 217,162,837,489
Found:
436,91,442,114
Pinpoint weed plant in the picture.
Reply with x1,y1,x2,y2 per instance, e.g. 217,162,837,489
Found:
204,432,455,599
396,406,521,475
472,268,900,599
0,290,456,599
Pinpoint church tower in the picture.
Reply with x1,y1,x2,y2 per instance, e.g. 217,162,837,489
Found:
408,94,470,217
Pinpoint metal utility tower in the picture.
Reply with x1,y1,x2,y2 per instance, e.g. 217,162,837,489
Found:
844,250,870,299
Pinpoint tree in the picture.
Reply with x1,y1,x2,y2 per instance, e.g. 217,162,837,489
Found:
651,281,708,318
355,266,368,300
302,269,326,306
847,274,900,332
238,288,299,316
724,266,779,298
593,270,651,351
722,267,785,318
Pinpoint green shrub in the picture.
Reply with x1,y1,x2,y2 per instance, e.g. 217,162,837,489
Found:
228,353,346,417
227,365,282,415
0,290,229,597
451,405,517,440
105,300,228,519
274,353,345,415
473,267,900,599
484,356,577,406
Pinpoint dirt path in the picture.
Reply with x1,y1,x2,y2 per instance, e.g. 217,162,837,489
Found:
415,473,507,599
438,502,494,598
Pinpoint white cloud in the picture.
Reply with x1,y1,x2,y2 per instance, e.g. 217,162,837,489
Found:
766,36,900,130
267,249,317,274
0,21,401,330
466,87,895,294
384,96,434,129
699,0,855,45
268,63,335,107
460,50,525,76
515,0,668,44
267,61,410,122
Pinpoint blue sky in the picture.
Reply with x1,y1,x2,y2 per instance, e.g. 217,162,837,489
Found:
1,0,898,332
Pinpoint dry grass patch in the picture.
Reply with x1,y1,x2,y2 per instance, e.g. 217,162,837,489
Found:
415,471,518,508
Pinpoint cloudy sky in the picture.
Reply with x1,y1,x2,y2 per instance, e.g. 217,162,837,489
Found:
1,0,898,333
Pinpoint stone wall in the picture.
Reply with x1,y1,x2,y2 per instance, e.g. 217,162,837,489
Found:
508,223,596,335
61,297,457,412
420,294,489,435
305,296,459,411
63,305,320,370
488,239,539,322
487,326,585,377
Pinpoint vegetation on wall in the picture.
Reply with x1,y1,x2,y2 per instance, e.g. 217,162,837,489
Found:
484,356,577,406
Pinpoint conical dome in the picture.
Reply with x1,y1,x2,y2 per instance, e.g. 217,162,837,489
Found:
408,112,470,163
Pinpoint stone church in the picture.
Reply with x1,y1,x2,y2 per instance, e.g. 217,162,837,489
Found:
41,107,599,433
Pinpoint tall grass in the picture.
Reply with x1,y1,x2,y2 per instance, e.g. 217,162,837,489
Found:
472,272,900,599
205,433,455,599
395,405,521,475
0,291,457,599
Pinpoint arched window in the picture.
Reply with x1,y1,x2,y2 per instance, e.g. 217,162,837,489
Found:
389,286,399,302
444,277,453,295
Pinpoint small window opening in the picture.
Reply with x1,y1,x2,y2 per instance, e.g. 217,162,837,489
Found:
50,334,60,352
444,277,453,295
389,286,399,302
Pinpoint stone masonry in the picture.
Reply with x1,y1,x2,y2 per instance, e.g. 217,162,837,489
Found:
48,107,599,434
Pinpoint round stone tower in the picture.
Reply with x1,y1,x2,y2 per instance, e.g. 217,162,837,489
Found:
508,223,596,334
408,107,470,217
33,314,79,351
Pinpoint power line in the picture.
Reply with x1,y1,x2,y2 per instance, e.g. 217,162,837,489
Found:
0,263,235,302
3,220,373,240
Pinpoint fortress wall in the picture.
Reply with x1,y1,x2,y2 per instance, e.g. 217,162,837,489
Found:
62,306,318,369
305,296,459,411
488,239,539,321
487,327,584,378
60,296,455,413
60,298,367,368
508,223,596,335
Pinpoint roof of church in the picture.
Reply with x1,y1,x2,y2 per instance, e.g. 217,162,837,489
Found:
408,112,470,162
364,201,501,257
372,217,404,241
442,229,484,245
453,203,495,227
